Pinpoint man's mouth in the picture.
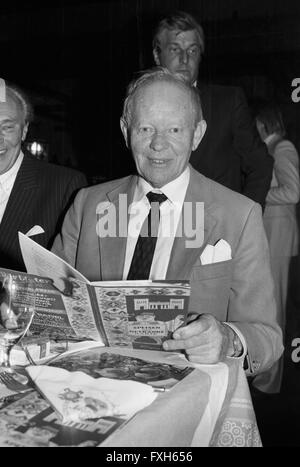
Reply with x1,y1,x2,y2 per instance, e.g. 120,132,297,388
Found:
148,158,169,166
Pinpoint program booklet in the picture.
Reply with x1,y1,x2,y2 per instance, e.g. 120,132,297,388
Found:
1,233,191,351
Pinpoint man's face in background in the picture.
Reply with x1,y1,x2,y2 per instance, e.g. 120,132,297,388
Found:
153,29,202,85
0,95,28,174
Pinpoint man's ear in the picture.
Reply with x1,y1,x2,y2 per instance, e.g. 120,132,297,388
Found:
120,118,129,148
22,123,29,142
192,119,207,151
153,48,161,66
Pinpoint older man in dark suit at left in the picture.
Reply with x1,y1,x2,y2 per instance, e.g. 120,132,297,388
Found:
0,80,87,272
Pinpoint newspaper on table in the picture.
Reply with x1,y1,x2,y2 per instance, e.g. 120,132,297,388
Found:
8,233,191,351
0,345,195,447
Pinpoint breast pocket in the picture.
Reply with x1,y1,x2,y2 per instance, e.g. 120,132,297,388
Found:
189,260,233,320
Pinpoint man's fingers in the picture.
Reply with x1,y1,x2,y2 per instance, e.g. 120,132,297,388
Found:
163,334,202,351
163,338,186,351
173,314,210,339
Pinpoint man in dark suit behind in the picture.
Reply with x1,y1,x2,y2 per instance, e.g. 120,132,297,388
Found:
0,80,87,272
152,11,273,208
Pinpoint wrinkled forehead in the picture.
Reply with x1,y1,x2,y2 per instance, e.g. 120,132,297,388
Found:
133,79,192,110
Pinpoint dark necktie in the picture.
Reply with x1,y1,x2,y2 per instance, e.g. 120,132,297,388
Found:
127,191,168,280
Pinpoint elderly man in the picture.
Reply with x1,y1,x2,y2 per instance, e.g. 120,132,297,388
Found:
52,68,283,373
0,80,87,271
152,11,273,209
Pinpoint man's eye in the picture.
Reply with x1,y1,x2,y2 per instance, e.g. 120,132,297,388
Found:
170,128,180,134
1,126,14,132
188,47,200,56
139,127,153,134
169,46,179,54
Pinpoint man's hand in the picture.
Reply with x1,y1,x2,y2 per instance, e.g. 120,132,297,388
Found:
163,313,238,364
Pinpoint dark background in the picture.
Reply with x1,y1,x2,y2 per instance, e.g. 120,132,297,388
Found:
1,0,300,181
2,0,300,446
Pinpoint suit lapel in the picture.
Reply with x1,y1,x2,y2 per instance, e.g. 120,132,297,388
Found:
97,169,218,282
0,156,39,255
166,166,217,280
98,176,137,280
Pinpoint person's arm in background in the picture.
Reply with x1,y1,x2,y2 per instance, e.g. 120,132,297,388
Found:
266,140,300,205
232,88,273,209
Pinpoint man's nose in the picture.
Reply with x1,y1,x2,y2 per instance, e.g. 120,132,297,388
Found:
150,132,168,152
179,50,188,64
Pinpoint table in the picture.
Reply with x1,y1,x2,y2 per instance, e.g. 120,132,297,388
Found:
0,349,261,447
101,350,262,447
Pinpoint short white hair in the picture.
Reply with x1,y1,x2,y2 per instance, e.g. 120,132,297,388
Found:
121,67,203,129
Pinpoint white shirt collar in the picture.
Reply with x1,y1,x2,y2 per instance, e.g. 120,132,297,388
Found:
0,151,24,188
135,166,190,206
263,133,278,146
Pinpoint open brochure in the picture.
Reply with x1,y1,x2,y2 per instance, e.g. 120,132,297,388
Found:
11,233,191,351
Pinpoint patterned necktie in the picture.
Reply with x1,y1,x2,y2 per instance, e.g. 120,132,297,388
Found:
127,191,168,280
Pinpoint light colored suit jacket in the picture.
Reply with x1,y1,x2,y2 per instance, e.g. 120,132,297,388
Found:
52,166,283,375
264,136,300,257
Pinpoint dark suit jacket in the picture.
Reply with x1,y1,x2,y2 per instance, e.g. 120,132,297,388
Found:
52,166,283,375
0,154,87,272
190,83,273,207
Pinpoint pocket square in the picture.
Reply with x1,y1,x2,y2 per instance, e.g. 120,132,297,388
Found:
25,225,45,237
200,239,231,265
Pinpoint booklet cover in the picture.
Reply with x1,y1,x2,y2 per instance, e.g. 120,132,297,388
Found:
1,234,191,351
65,278,190,350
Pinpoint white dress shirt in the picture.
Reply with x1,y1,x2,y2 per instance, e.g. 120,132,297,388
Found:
0,152,24,224
123,166,190,280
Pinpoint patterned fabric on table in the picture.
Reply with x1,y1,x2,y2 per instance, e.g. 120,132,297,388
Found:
210,359,262,447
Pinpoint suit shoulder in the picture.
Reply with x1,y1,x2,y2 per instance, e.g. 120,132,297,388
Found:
44,162,85,182
25,155,86,181
196,172,260,221
275,139,299,156
76,175,134,203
